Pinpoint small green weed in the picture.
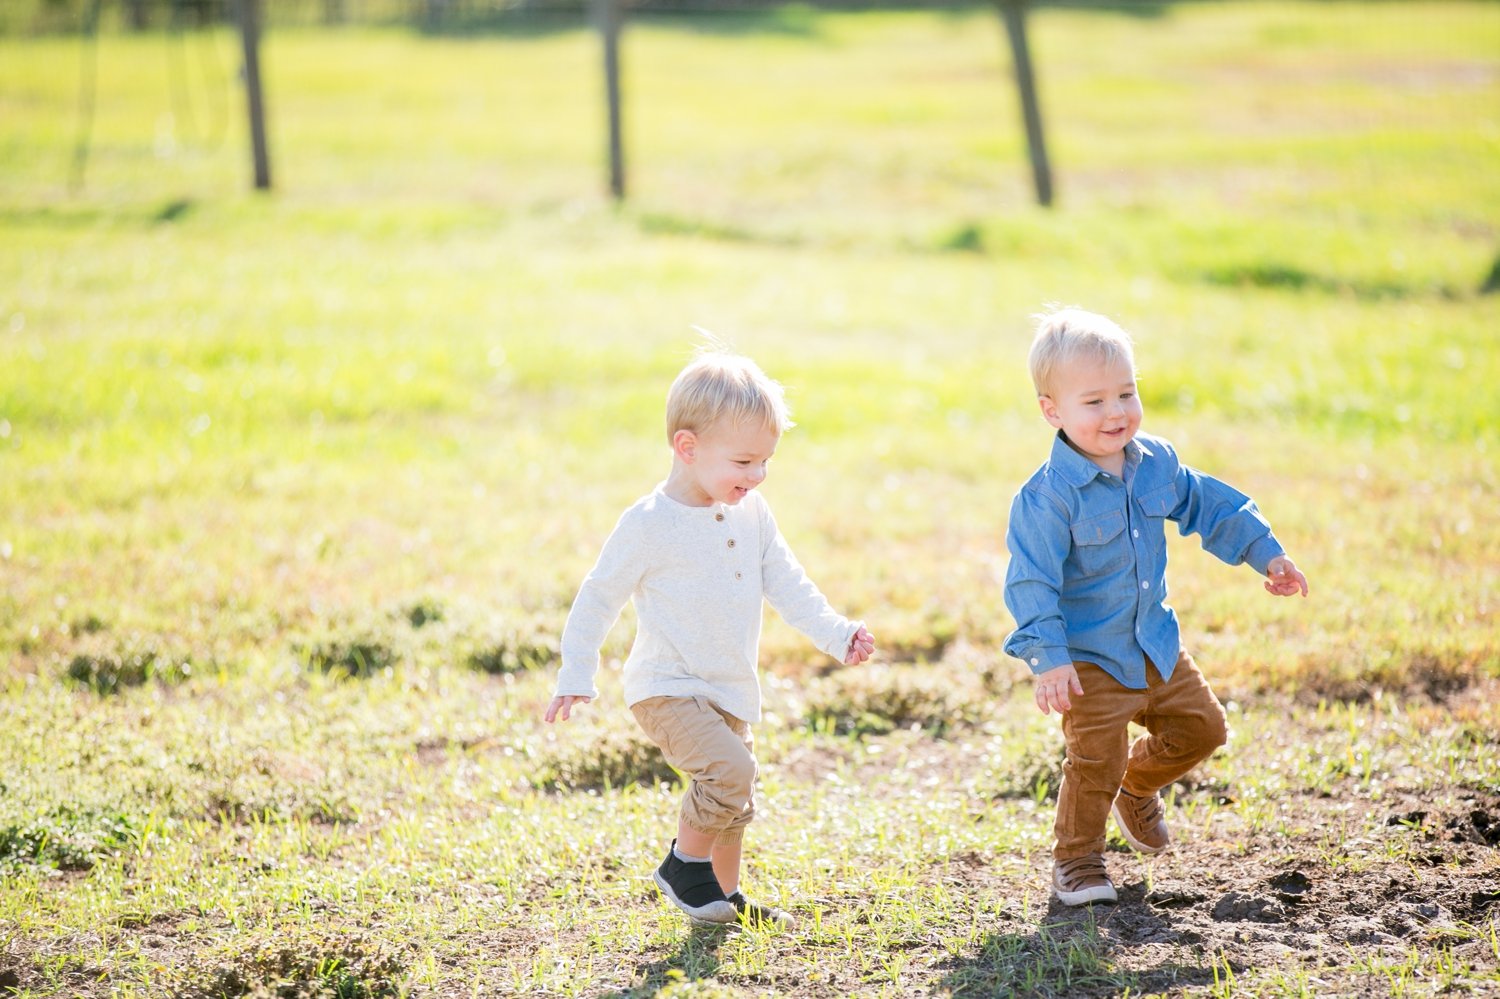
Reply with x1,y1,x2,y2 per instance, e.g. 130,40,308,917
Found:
0,805,142,870
178,927,406,999
938,923,1122,997
296,629,399,679
1285,646,1489,705
198,749,360,826
980,746,1063,803
932,220,986,254
533,726,679,792
460,617,558,675
803,664,985,738
62,635,193,694
399,598,445,629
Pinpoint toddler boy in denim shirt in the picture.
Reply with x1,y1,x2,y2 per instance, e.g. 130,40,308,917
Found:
1003,307,1309,906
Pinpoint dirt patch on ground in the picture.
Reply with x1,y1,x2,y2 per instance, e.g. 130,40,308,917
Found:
528,782,1499,998
974,788,1500,997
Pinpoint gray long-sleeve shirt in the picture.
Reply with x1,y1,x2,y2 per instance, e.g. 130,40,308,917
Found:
556,485,860,723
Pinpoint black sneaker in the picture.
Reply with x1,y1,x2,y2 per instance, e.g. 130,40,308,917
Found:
653,841,736,924
727,890,795,928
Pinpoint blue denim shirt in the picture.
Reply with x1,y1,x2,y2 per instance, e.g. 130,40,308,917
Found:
1003,431,1284,689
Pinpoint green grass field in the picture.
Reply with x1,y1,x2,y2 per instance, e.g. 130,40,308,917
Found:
2,2,1498,995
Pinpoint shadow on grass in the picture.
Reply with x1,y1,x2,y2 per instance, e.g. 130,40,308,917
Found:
0,202,197,231
410,4,826,39
1197,262,1449,301
1480,250,1500,294
934,893,1222,997
408,1,1173,39
599,923,732,998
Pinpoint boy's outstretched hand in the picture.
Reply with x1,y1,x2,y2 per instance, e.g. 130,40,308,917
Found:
1264,555,1309,597
1034,663,1083,715
844,626,876,665
544,695,590,723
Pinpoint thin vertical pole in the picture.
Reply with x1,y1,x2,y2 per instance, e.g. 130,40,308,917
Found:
68,0,103,194
594,0,625,201
237,0,272,191
999,0,1052,207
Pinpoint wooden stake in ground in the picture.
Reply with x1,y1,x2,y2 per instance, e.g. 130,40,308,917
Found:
998,0,1052,207
594,0,625,201
237,0,272,191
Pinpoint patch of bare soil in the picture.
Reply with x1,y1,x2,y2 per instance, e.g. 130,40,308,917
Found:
979,787,1500,997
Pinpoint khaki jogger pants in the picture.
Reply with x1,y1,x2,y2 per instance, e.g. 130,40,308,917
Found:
631,695,757,844
1054,650,1228,860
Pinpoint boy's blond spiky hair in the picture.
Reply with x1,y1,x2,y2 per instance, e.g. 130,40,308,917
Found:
1028,306,1136,398
665,334,793,444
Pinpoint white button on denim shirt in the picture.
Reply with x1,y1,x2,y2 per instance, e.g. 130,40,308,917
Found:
1003,431,1285,690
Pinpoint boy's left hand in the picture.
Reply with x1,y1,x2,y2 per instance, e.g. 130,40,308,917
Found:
844,626,875,665
1264,555,1309,597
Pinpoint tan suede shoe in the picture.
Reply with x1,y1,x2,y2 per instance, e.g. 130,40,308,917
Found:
1052,854,1118,906
1113,789,1170,855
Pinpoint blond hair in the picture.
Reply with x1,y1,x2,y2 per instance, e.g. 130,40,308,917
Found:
665,347,792,444
1028,307,1136,398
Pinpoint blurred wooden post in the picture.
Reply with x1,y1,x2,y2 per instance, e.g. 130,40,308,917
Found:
236,0,272,191
594,0,625,200
998,0,1052,207
68,0,104,194
123,0,149,30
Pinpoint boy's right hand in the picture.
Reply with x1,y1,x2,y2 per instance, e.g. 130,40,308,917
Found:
1264,555,1309,597
544,695,591,723
1034,664,1083,715
844,626,875,665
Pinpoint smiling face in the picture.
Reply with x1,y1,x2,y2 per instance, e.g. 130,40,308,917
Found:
1039,354,1142,476
666,419,780,508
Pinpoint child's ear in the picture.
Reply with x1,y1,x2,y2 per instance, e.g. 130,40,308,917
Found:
1038,395,1063,428
672,429,698,463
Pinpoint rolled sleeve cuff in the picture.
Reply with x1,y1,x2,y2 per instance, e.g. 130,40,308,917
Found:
1018,647,1074,676
1242,536,1285,576
823,619,862,661
553,660,600,701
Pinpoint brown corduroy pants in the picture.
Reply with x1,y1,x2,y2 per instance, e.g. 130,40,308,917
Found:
1054,650,1228,860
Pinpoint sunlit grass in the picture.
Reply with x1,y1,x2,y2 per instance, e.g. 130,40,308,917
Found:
1,1,1498,995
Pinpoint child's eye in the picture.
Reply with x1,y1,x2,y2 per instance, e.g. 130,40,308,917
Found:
1121,392,1135,400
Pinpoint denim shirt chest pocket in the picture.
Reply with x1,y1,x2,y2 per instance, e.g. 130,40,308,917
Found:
1069,509,1129,576
1135,482,1178,520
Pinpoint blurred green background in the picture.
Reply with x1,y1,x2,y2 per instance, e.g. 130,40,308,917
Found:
3,0,1495,687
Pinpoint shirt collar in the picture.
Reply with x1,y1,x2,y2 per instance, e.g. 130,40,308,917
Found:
654,482,730,523
1046,431,1151,487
